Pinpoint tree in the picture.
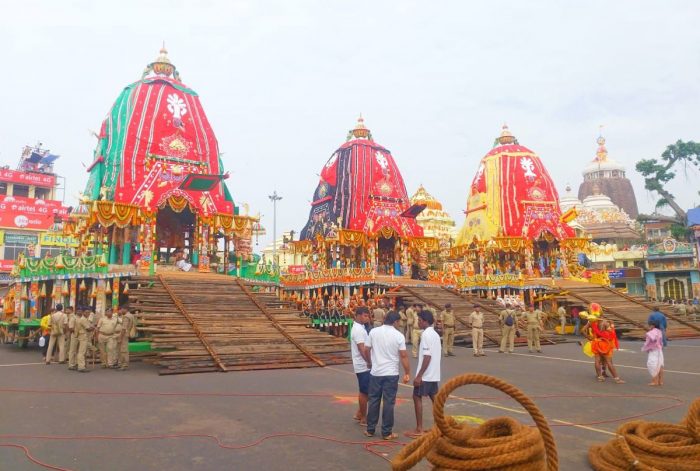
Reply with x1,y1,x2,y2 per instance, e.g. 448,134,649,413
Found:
636,140,700,222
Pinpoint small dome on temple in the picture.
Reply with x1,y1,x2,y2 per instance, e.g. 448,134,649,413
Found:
559,184,582,213
144,44,180,80
410,185,456,243
410,184,443,211
348,115,371,140
496,124,518,146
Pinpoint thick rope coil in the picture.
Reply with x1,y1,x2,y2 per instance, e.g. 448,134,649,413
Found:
589,397,700,471
391,373,558,471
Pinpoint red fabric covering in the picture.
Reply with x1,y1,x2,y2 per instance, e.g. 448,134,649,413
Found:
301,138,423,239
464,144,574,240
112,78,232,215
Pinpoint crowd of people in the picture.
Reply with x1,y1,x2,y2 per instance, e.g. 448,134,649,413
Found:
347,299,672,440
40,303,136,372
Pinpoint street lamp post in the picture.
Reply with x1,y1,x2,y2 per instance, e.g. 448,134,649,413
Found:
268,191,282,270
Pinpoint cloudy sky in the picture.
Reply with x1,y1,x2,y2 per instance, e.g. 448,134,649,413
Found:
1,1,698,247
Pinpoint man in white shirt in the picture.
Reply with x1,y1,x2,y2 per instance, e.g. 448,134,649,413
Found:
363,311,411,440
407,310,441,437
351,307,372,426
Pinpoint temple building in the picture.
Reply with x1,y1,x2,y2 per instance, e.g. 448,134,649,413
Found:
453,125,584,278
409,185,457,250
578,133,638,219
560,184,640,243
72,47,256,274
295,116,436,276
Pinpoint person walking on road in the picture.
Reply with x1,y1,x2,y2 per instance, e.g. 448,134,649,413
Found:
439,303,455,357
364,312,411,441
642,319,664,386
468,304,485,357
407,310,441,437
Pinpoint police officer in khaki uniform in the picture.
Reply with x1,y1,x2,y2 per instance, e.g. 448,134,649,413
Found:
405,304,416,344
521,305,544,353
66,307,80,370
398,306,408,341
498,304,516,353
76,310,94,372
411,304,424,358
46,303,68,364
372,303,386,328
440,303,456,357
557,304,567,335
117,307,136,370
468,304,485,356
96,309,121,368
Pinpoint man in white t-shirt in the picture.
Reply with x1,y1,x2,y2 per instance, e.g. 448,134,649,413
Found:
363,311,411,440
407,309,441,437
350,306,372,426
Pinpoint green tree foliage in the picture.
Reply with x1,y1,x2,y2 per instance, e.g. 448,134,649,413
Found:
636,140,700,222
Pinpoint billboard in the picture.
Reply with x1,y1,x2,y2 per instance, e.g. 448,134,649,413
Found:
0,168,55,188
0,195,69,231
0,260,15,272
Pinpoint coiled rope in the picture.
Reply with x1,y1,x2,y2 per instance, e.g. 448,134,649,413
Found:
391,373,558,471
589,397,700,471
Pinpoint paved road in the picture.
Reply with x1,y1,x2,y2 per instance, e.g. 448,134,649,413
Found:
1,337,698,470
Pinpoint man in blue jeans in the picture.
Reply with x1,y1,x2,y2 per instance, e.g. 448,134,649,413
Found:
364,311,411,440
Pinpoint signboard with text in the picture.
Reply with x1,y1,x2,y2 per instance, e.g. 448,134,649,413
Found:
2,232,39,245
39,232,79,247
287,265,306,275
0,260,15,272
607,267,643,279
0,168,55,187
0,195,69,231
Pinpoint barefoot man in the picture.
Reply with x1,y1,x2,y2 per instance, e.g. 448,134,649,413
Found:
408,310,441,437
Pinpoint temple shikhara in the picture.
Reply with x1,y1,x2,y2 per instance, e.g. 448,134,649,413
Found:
293,117,437,279
578,133,639,218
452,125,586,281
409,185,457,251
74,47,256,273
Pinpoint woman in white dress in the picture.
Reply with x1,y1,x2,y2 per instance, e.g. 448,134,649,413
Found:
641,319,664,386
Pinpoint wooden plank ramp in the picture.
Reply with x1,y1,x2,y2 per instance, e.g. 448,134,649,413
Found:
128,272,350,375
547,284,700,340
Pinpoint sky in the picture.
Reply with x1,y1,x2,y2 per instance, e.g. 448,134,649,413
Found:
1,0,699,249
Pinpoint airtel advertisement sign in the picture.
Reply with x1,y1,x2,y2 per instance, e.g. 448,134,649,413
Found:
0,195,69,230
0,169,55,187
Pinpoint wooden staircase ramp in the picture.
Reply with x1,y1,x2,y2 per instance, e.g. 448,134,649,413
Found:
390,285,563,348
548,284,700,340
129,272,350,375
